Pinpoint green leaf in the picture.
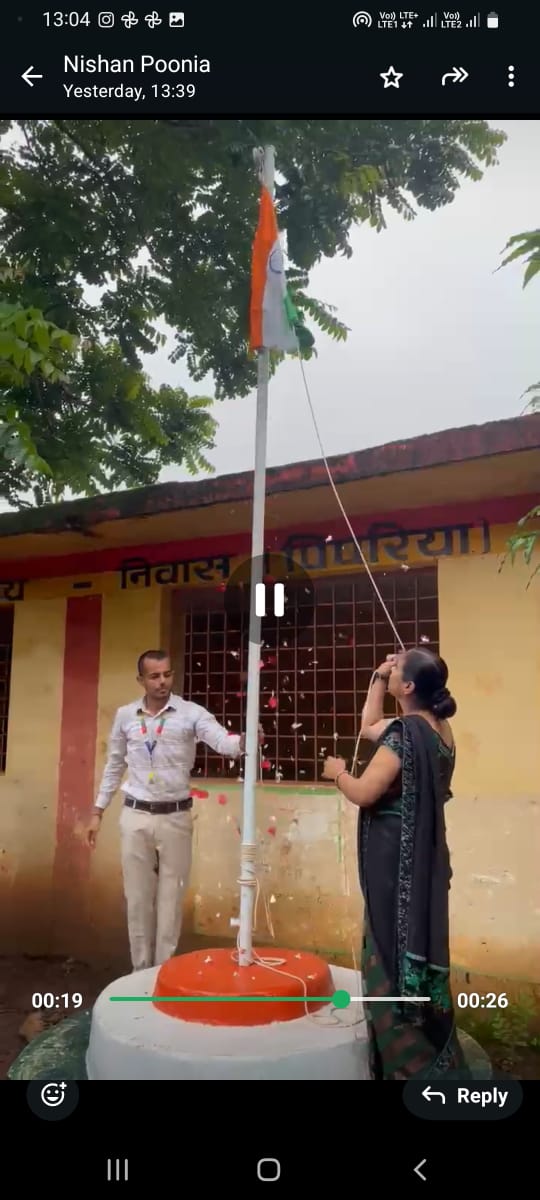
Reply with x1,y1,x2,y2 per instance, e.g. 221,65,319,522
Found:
523,258,540,287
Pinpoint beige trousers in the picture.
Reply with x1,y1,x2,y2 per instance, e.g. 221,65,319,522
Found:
119,805,193,971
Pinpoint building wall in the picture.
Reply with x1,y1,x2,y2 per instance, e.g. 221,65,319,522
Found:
0,509,538,1002
439,550,540,987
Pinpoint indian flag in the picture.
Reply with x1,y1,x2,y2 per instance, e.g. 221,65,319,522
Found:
249,185,299,353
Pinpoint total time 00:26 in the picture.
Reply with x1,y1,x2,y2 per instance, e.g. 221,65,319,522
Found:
456,992,509,1009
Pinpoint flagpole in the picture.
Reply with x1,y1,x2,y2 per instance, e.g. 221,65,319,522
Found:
237,145,274,967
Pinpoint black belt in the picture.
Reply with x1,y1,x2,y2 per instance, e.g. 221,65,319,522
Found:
124,796,193,815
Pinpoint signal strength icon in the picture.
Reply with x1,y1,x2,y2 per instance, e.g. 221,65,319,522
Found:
466,12,480,26
422,13,437,27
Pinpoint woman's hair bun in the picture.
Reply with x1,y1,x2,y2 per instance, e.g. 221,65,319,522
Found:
431,687,457,719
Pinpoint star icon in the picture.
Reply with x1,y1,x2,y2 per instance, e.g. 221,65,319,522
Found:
380,66,403,88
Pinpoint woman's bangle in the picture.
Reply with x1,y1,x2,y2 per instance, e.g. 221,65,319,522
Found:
335,769,349,790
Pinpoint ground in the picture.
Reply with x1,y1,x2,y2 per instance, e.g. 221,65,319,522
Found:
1,951,539,1081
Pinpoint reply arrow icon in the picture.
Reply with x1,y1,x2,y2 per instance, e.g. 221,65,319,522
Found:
22,66,43,87
441,66,468,85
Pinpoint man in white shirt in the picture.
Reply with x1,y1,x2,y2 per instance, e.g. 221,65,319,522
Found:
87,649,248,971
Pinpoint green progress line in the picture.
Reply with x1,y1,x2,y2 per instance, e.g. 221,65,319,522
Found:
109,988,352,1007
111,995,331,1003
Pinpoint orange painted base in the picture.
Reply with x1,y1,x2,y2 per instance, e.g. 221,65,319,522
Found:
153,948,333,1026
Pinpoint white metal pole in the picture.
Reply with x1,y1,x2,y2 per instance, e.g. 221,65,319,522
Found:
237,145,275,967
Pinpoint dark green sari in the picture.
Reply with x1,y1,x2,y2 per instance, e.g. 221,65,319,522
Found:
358,714,471,1080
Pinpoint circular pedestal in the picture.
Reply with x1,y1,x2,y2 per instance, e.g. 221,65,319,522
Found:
85,959,493,1082
86,961,369,1081
153,948,333,1025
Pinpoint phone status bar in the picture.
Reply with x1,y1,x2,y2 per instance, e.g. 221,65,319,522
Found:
351,10,500,30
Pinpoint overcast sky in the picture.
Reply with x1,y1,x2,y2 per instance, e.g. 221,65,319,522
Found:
146,119,540,485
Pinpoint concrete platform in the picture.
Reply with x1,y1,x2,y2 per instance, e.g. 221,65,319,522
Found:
86,961,493,1081
86,963,369,1080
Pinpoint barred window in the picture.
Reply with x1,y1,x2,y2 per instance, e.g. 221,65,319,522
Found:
0,605,14,773
180,568,439,783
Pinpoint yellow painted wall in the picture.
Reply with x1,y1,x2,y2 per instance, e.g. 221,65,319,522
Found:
0,521,538,1002
439,550,540,985
80,586,165,964
0,597,66,952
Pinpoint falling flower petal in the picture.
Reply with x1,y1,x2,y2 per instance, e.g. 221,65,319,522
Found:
262,759,271,769
268,696,278,710
217,793,228,805
325,535,332,543
333,732,339,740
270,894,276,904
291,722,302,730
401,563,410,572
204,956,213,964
420,634,430,643
267,826,276,836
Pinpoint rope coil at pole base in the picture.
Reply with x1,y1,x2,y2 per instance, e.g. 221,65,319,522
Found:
237,842,257,959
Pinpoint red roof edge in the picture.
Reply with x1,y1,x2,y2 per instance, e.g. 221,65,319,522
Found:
0,412,538,539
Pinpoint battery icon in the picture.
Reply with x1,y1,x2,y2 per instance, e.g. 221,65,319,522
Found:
487,11,499,27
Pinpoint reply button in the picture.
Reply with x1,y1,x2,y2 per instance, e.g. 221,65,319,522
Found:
403,1080,523,1120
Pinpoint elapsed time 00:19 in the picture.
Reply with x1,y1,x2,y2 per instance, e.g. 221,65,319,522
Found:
32,992,83,1009
152,85,196,99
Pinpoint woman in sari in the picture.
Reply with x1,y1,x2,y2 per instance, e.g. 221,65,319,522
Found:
322,647,471,1081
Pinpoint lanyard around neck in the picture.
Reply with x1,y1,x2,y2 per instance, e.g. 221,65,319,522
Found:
139,710,168,762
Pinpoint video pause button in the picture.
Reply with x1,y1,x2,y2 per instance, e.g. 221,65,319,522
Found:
107,1159,128,1182
255,582,285,617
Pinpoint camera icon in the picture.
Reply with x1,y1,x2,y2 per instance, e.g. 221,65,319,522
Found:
98,11,115,27
257,1159,281,1182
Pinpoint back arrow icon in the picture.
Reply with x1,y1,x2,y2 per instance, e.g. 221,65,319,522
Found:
414,1159,427,1181
22,66,43,87
441,66,468,85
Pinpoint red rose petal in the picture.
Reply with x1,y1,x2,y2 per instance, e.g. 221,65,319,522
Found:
217,793,228,805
